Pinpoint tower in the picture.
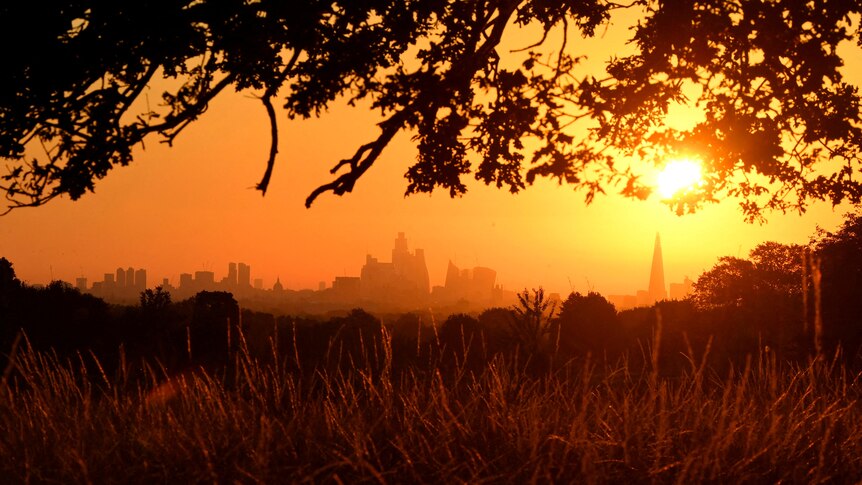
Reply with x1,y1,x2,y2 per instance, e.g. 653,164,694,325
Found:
228,262,238,287
648,232,667,304
135,268,147,290
116,267,126,289
392,232,408,261
237,263,250,287
391,232,430,294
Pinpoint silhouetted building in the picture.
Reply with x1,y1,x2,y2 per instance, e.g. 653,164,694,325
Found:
179,273,193,289
472,267,496,294
647,233,667,304
435,261,497,306
391,232,430,294
228,262,238,287
606,233,680,310
669,276,693,300
332,276,361,301
444,261,463,293
607,294,638,311
77,265,151,301
273,277,284,292
360,255,397,300
195,271,215,287
238,263,250,287
636,289,650,307
135,268,147,290
359,233,430,307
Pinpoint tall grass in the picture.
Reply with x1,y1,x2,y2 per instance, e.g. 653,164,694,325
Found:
1,330,860,484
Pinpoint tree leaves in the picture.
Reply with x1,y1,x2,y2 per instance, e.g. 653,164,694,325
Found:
1,0,860,220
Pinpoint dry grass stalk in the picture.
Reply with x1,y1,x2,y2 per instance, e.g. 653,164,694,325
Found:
0,328,860,483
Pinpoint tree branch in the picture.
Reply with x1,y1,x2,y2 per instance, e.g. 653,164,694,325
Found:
306,2,519,208
142,73,238,140
256,94,279,196
255,49,302,195
305,111,408,208
511,25,552,53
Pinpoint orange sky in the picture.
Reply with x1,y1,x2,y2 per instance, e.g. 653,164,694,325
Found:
0,9,856,297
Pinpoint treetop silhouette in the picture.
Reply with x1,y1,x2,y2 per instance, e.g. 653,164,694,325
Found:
2,1,860,220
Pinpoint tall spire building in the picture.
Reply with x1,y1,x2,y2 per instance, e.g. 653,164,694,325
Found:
647,232,667,304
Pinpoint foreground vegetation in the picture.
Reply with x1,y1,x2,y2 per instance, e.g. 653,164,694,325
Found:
1,331,860,484
4,214,862,482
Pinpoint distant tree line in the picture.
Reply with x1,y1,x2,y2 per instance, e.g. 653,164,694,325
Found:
3,212,862,378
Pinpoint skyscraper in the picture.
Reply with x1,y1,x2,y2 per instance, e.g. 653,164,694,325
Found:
359,233,430,305
195,271,215,287
391,232,430,294
228,262,238,287
135,268,147,290
647,233,667,304
238,263,250,287
236,263,251,288
179,273,193,289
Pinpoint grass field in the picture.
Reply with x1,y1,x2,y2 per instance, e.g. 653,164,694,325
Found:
1,330,860,484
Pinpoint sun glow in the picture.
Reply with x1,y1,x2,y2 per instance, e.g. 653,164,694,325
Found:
656,159,703,199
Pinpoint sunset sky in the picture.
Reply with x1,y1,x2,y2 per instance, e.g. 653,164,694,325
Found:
1,9,857,297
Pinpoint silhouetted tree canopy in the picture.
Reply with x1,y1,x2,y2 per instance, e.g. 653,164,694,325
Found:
190,291,241,362
690,241,805,351
0,257,20,326
510,287,556,354
2,1,861,219
691,256,757,311
438,313,483,357
555,291,619,354
691,242,803,312
140,285,172,312
0,280,112,355
813,211,862,349
0,257,19,294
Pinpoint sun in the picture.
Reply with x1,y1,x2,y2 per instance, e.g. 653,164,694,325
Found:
656,158,703,199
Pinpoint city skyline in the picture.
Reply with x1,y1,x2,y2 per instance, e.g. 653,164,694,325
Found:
59,232,517,314
71,233,503,297
59,231,694,311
